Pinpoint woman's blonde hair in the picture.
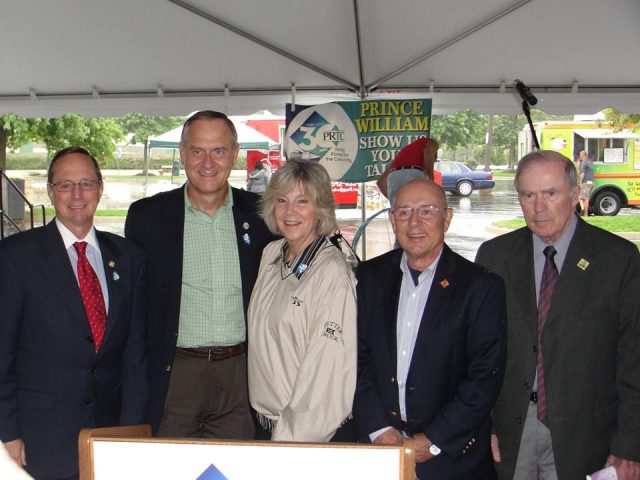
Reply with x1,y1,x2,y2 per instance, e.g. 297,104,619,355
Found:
260,159,338,236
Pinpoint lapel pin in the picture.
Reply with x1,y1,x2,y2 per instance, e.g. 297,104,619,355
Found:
577,258,590,271
112,271,120,281
243,222,250,230
108,260,115,268
242,233,251,245
296,263,308,275
440,279,450,288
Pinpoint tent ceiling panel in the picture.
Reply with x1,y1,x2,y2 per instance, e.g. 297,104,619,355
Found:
1,0,639,117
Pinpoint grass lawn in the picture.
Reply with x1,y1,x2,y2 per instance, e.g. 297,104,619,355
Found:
495,215,640,232
94,209,129,217
490,170,515,178
495,215,640,250
42,208,128,217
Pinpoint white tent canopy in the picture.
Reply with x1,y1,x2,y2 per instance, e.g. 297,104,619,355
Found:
1,0,639,118
148,119,276,150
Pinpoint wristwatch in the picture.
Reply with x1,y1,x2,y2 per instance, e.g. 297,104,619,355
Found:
428,439,441,456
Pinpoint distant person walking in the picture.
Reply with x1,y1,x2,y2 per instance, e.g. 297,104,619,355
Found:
574,149,586,172
578,150,594,216
247,161,269,194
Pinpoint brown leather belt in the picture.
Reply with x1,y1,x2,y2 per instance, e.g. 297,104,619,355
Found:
176,343,246,362
390,165,423,172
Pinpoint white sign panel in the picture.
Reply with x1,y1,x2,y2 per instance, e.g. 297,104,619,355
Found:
92,440,404,480
603,148,624,163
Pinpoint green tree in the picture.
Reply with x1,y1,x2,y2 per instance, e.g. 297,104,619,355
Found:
602,109,640,132
30,114,124,162
492,115,523,168
0,114,38,170
430,109,486,159
116,113,184,176
491,111,572,168
2,113,184,171
116,113,184,144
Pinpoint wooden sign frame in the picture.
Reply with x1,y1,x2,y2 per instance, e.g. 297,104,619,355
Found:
78,425,416,480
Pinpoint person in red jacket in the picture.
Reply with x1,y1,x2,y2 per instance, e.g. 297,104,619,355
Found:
376,137,441,205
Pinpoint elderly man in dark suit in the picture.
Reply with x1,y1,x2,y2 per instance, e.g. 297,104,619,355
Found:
354,178,507,480
476,150,640,480
0,147,147,479
125,111,274,439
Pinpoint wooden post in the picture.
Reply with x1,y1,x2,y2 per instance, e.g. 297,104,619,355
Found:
78,424,151,480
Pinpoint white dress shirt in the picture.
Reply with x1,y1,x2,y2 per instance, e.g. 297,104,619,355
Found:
370,249,442,441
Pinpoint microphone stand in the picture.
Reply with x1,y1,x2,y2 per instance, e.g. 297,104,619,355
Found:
521,100,540,151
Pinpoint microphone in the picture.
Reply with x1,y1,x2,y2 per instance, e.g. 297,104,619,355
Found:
514,79,538,105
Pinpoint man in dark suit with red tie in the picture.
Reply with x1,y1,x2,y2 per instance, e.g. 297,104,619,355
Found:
354,178,507,480
0,147,147,479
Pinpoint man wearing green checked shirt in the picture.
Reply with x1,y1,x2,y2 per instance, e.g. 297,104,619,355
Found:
126,111,275,439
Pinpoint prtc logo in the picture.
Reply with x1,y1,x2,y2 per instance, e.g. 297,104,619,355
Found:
289,111,344,161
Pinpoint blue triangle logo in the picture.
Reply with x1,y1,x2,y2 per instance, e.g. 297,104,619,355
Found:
196,464,230,480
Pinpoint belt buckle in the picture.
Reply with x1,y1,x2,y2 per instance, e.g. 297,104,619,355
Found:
208,346,227,361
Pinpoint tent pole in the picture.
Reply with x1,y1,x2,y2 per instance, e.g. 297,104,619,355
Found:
352,0,368,258
352,0,366,99
168,0,359,92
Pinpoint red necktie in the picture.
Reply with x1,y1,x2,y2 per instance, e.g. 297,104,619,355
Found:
536,246,559,425
74,241,107,351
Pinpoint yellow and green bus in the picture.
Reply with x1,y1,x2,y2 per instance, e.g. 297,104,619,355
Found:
519,120,640,215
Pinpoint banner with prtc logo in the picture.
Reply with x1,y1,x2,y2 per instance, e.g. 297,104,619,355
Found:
285,99,432,182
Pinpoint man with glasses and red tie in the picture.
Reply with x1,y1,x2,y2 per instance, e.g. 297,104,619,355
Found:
476,151,640,480
0,147,147,479
354,178,507,480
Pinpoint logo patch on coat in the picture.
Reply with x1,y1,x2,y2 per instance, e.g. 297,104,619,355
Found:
322,321,342,341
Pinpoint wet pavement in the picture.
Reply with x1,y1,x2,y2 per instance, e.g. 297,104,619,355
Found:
10,171,639,261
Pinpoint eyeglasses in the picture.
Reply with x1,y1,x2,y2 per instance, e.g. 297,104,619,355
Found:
392,205,448,221
49,179,102,192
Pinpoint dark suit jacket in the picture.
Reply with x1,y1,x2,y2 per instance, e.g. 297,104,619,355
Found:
0,221,147,480
124,185,274,433
354,244,507,480
475,217,640,480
